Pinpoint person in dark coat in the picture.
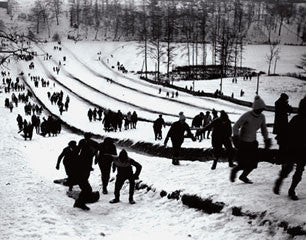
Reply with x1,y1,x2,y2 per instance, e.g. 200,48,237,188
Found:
73,132,99,210
192,112,204,141
16,114,23,131
116,110,123,131
202,111,212,139
273,96,306,200
164,112,196,165
131,111,138,129
273,93,293,155
200,110,235,170
87,109,93,122
153,114,166,140
56,141,79,191
109,149,142,204
95,138,117,194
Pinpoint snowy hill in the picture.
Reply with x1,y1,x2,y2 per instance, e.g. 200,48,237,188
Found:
1,0,306,45
1,67,306,240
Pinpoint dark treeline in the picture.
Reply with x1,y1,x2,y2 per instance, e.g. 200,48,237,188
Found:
26,0,304,80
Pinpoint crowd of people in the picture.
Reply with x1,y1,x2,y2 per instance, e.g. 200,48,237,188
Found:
56,133,142,210
48,90,70,115
2,70,62,141
87,108,138,132
3,64,305,211
163,93,306,201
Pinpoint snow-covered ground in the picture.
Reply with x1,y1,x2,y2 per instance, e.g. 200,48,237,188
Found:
1,39,306,240
1,84,306,240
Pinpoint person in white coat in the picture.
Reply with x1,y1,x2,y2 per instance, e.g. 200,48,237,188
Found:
230,96,271,184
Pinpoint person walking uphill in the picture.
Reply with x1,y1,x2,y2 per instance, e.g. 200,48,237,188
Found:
200,110,235,170
153,114,166,140
273,96,306,200
95,137,117,194
164,112,196,165
73,132,99,211
230,96,271,184
109,149,142,204
56,140,79,191
273,93,293,156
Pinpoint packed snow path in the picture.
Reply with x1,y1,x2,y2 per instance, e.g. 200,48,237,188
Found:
1,86,306,240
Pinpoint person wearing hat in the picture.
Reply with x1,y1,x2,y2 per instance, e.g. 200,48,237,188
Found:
273,96,306,200
273,93,293,156
164,112,196,165
230,96,271,184
56,140,79,191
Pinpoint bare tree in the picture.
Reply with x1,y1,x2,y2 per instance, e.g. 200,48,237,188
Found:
148,0,163,81
266,40,280,76
29,0,44,34
0,27,36,66
47,0,62,26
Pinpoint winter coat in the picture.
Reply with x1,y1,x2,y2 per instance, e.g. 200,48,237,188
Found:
203,115,212,126
233,110,268,142
78,138,99,172
57,146,79,177
153,117,165,131
202,117,232,143
287,114,306,163
95,142,117,165
273,97,292,135
165,120,194,146
192,114,203,128
112,157,142,178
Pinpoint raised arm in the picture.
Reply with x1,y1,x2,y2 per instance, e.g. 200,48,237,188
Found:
56,149,65,170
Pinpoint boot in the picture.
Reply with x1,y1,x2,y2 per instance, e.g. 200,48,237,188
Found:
172,159,180,165
273,178,283,195
109,198,120,204
129,197,136,204
73,200,90,210
288,189,299,201
102,187,108,194
239,176,253,184
211,160,217,170
230,167,239,182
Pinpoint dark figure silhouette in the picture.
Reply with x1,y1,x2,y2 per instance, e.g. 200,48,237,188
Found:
109,149,142,204
95,138,117,194
200,111,235,170
56,141,79,191
153,114,166,140
273,97,306,200
164,112,196,165
273,93,293,156
73,133,99,210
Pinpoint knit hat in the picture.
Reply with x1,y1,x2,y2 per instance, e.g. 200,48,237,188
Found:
179,112,186,121
252,96,266,110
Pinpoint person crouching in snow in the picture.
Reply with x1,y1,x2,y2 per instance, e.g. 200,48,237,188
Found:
164,112,196,165
230,96,271,184
109,149,142,204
